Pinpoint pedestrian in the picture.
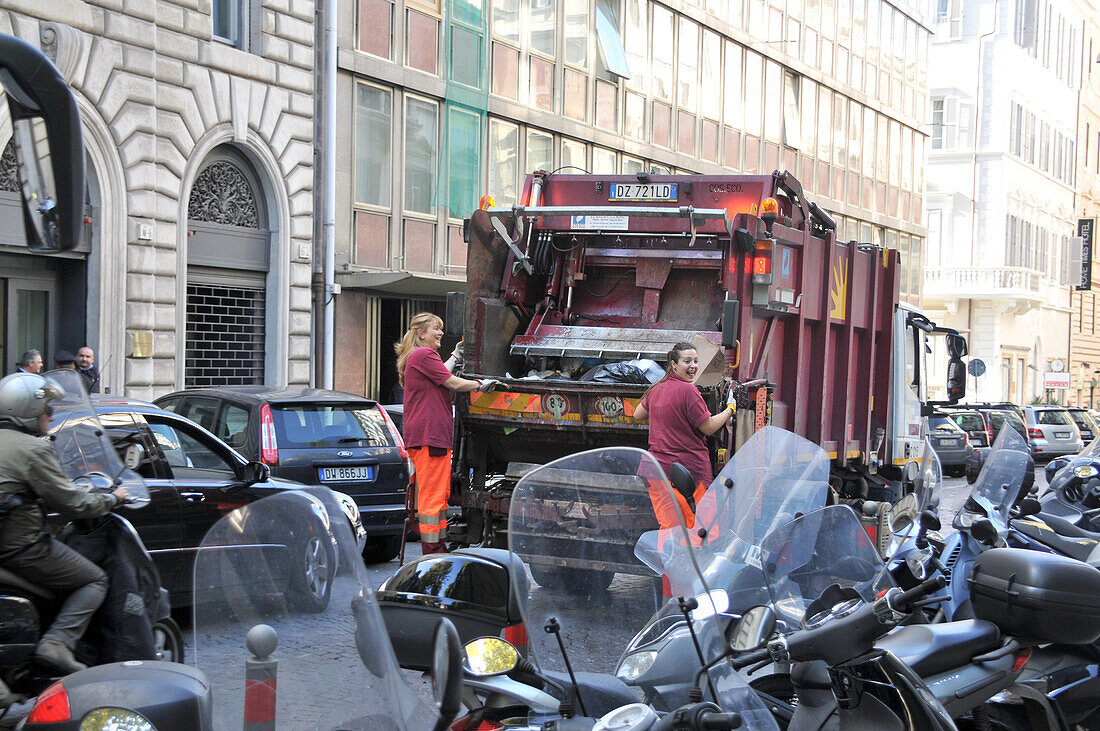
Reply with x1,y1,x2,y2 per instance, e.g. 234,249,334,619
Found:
395,313,498,555
54,350,76,370
16,349,42,375
0,373,129,678
76,347,100,394
632,341,734,526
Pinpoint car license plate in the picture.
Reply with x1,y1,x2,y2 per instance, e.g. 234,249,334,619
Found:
1055,431,1071,439
608,183,678,202
318,465,373,481
938,438,959,447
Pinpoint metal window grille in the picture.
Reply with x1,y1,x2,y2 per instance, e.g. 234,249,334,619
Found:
185,282,265,386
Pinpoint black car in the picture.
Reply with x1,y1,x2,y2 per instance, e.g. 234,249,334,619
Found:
1066,407,1098,446
927,414,976,477
154,387,410,563
945,409,992,450
87,398,366,612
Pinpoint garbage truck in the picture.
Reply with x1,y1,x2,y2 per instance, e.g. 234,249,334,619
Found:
446,169,966,568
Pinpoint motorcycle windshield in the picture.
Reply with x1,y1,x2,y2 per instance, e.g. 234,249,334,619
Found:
758,505,895,629
635,426,829,605
914,442,942,515
43,368,148,504
958,424,1031,524
192,488,433,730
507,447,776,728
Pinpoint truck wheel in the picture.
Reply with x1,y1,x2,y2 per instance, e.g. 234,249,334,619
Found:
362,534,402,564
530,566,614,593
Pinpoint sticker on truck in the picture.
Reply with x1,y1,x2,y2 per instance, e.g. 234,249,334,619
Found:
571,215,629,231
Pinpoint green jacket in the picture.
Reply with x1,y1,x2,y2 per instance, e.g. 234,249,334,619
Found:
0,426,117,558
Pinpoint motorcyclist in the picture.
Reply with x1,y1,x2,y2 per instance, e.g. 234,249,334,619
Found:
0,373,128,679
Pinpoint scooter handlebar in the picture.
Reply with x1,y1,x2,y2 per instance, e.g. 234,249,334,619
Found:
890,575,947,614
729,647,771,670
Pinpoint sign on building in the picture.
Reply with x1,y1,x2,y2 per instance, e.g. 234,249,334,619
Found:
1044,371,1071,389
1078,218,1094,290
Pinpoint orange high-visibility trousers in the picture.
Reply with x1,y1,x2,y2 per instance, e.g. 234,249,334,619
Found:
410,446,450,551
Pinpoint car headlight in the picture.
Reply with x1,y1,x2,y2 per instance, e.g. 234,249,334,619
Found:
1074,464,1100,479
616,650,657,682
80,707,156,731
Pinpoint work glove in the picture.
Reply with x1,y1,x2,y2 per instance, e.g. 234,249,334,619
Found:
449,341,464,365
477,379,504,392
726,388,737,411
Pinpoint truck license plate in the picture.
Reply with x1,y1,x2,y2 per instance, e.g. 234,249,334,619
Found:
608,183,678,202
318,465,374,481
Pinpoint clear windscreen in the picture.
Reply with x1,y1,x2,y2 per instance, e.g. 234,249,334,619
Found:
44,368,148,505
192,488,432,730
915,441,942,515
961,424,1032,522
759,505,894,629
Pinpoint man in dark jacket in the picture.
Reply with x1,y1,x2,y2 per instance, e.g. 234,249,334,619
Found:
0,373,128,677
75,347,100,394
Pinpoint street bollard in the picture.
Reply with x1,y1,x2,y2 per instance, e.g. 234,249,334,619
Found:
243,624,278,731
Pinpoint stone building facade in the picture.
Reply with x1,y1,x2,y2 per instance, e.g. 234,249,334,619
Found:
0,1,314,400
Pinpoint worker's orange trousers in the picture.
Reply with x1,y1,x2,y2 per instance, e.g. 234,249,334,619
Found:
409,446,450,554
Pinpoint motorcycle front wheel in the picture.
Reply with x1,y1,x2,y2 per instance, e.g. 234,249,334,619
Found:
152,617,184,664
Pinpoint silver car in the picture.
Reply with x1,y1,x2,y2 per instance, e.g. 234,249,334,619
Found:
1023,406,1084,460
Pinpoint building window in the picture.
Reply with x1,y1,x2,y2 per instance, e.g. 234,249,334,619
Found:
404,97,439,214
595,0,631,78
213,0,256,51
490,119,520,205
651,6,673,101
565,0,590,68
360,0,394,58
355,84,392,209
782,72,801,148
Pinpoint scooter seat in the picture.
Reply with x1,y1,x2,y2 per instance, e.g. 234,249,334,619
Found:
0,566,54,600
1013,519,1098,564
877,620,1001,678
543,670,639,717
1037,512,1100,540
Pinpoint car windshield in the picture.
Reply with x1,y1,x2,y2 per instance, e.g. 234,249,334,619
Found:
271,404,393,448
1035,409,1072,426
952,413,985,431
929,416,962,433
1069,411,1093,430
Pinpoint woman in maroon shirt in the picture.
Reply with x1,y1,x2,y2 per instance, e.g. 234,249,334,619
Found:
633,341,733,526
395,313,495,554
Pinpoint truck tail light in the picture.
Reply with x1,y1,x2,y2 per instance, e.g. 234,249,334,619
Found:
260,403,279,466
1028,427,1044,439
752,242,773,284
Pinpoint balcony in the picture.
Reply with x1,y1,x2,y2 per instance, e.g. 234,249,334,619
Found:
923,266,1050,313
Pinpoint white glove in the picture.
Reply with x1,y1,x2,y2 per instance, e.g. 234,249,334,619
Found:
726,389,737,410
449,341,464,365
477,378,504,392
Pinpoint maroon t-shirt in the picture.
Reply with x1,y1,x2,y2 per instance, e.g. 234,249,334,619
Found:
402,347,454,450
643,376,714,487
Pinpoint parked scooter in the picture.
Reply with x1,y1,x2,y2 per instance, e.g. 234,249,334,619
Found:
0,370,180,709
21,485,466,729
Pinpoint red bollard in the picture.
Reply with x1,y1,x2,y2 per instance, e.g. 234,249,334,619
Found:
243,624,278,731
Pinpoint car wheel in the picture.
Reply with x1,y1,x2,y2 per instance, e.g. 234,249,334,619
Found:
152,617,185,664
362,534,402,564
288,531,334,613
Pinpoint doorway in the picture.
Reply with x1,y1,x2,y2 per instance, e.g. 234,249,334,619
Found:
2,275,58,374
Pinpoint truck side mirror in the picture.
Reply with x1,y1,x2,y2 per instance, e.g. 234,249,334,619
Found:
946,333,968,358
946,358,966,402
445,292,466,336
721,299,739,349
0,34,85,252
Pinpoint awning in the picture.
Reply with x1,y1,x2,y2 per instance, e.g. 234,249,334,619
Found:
336,270,467,298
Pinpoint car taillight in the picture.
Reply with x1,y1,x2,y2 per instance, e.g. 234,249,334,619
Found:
1028,428,1044,439
376,405,415,490
27,680,70,724
260,403,279,466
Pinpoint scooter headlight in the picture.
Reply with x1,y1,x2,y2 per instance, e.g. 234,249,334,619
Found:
1074,464,1100,479
80,707,156,731
616,650,657,682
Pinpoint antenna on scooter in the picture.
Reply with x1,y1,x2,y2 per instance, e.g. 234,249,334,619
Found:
544,617,587,717
676,596,719,703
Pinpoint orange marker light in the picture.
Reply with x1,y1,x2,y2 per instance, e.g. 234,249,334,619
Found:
479,194,496,210
760,197,779,217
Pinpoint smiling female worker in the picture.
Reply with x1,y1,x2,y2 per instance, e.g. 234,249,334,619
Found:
395,313,500,554
633,341,734,528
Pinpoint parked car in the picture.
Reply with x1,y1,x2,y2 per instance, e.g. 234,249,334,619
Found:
1066,407,1098,446
944,409,992,450
962,403,1031,453
87,398,366,611
1021,405,1085,460
155,387,410,563
926,414,976,477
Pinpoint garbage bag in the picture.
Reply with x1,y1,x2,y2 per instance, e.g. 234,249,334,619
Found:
579,359,665,384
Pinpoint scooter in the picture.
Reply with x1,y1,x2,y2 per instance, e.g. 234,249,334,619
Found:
0,370,179,709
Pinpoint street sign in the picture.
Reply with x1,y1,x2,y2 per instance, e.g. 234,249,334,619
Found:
1078,219,1095,291
968,358,986,377
1045,371,1071,389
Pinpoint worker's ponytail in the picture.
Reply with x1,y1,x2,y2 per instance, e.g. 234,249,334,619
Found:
641,341,696,400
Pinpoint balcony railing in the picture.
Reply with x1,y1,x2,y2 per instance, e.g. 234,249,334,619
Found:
923,266,1045,302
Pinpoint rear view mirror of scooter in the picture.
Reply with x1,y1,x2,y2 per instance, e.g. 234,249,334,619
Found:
730,605,776,652
464,636,520,677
